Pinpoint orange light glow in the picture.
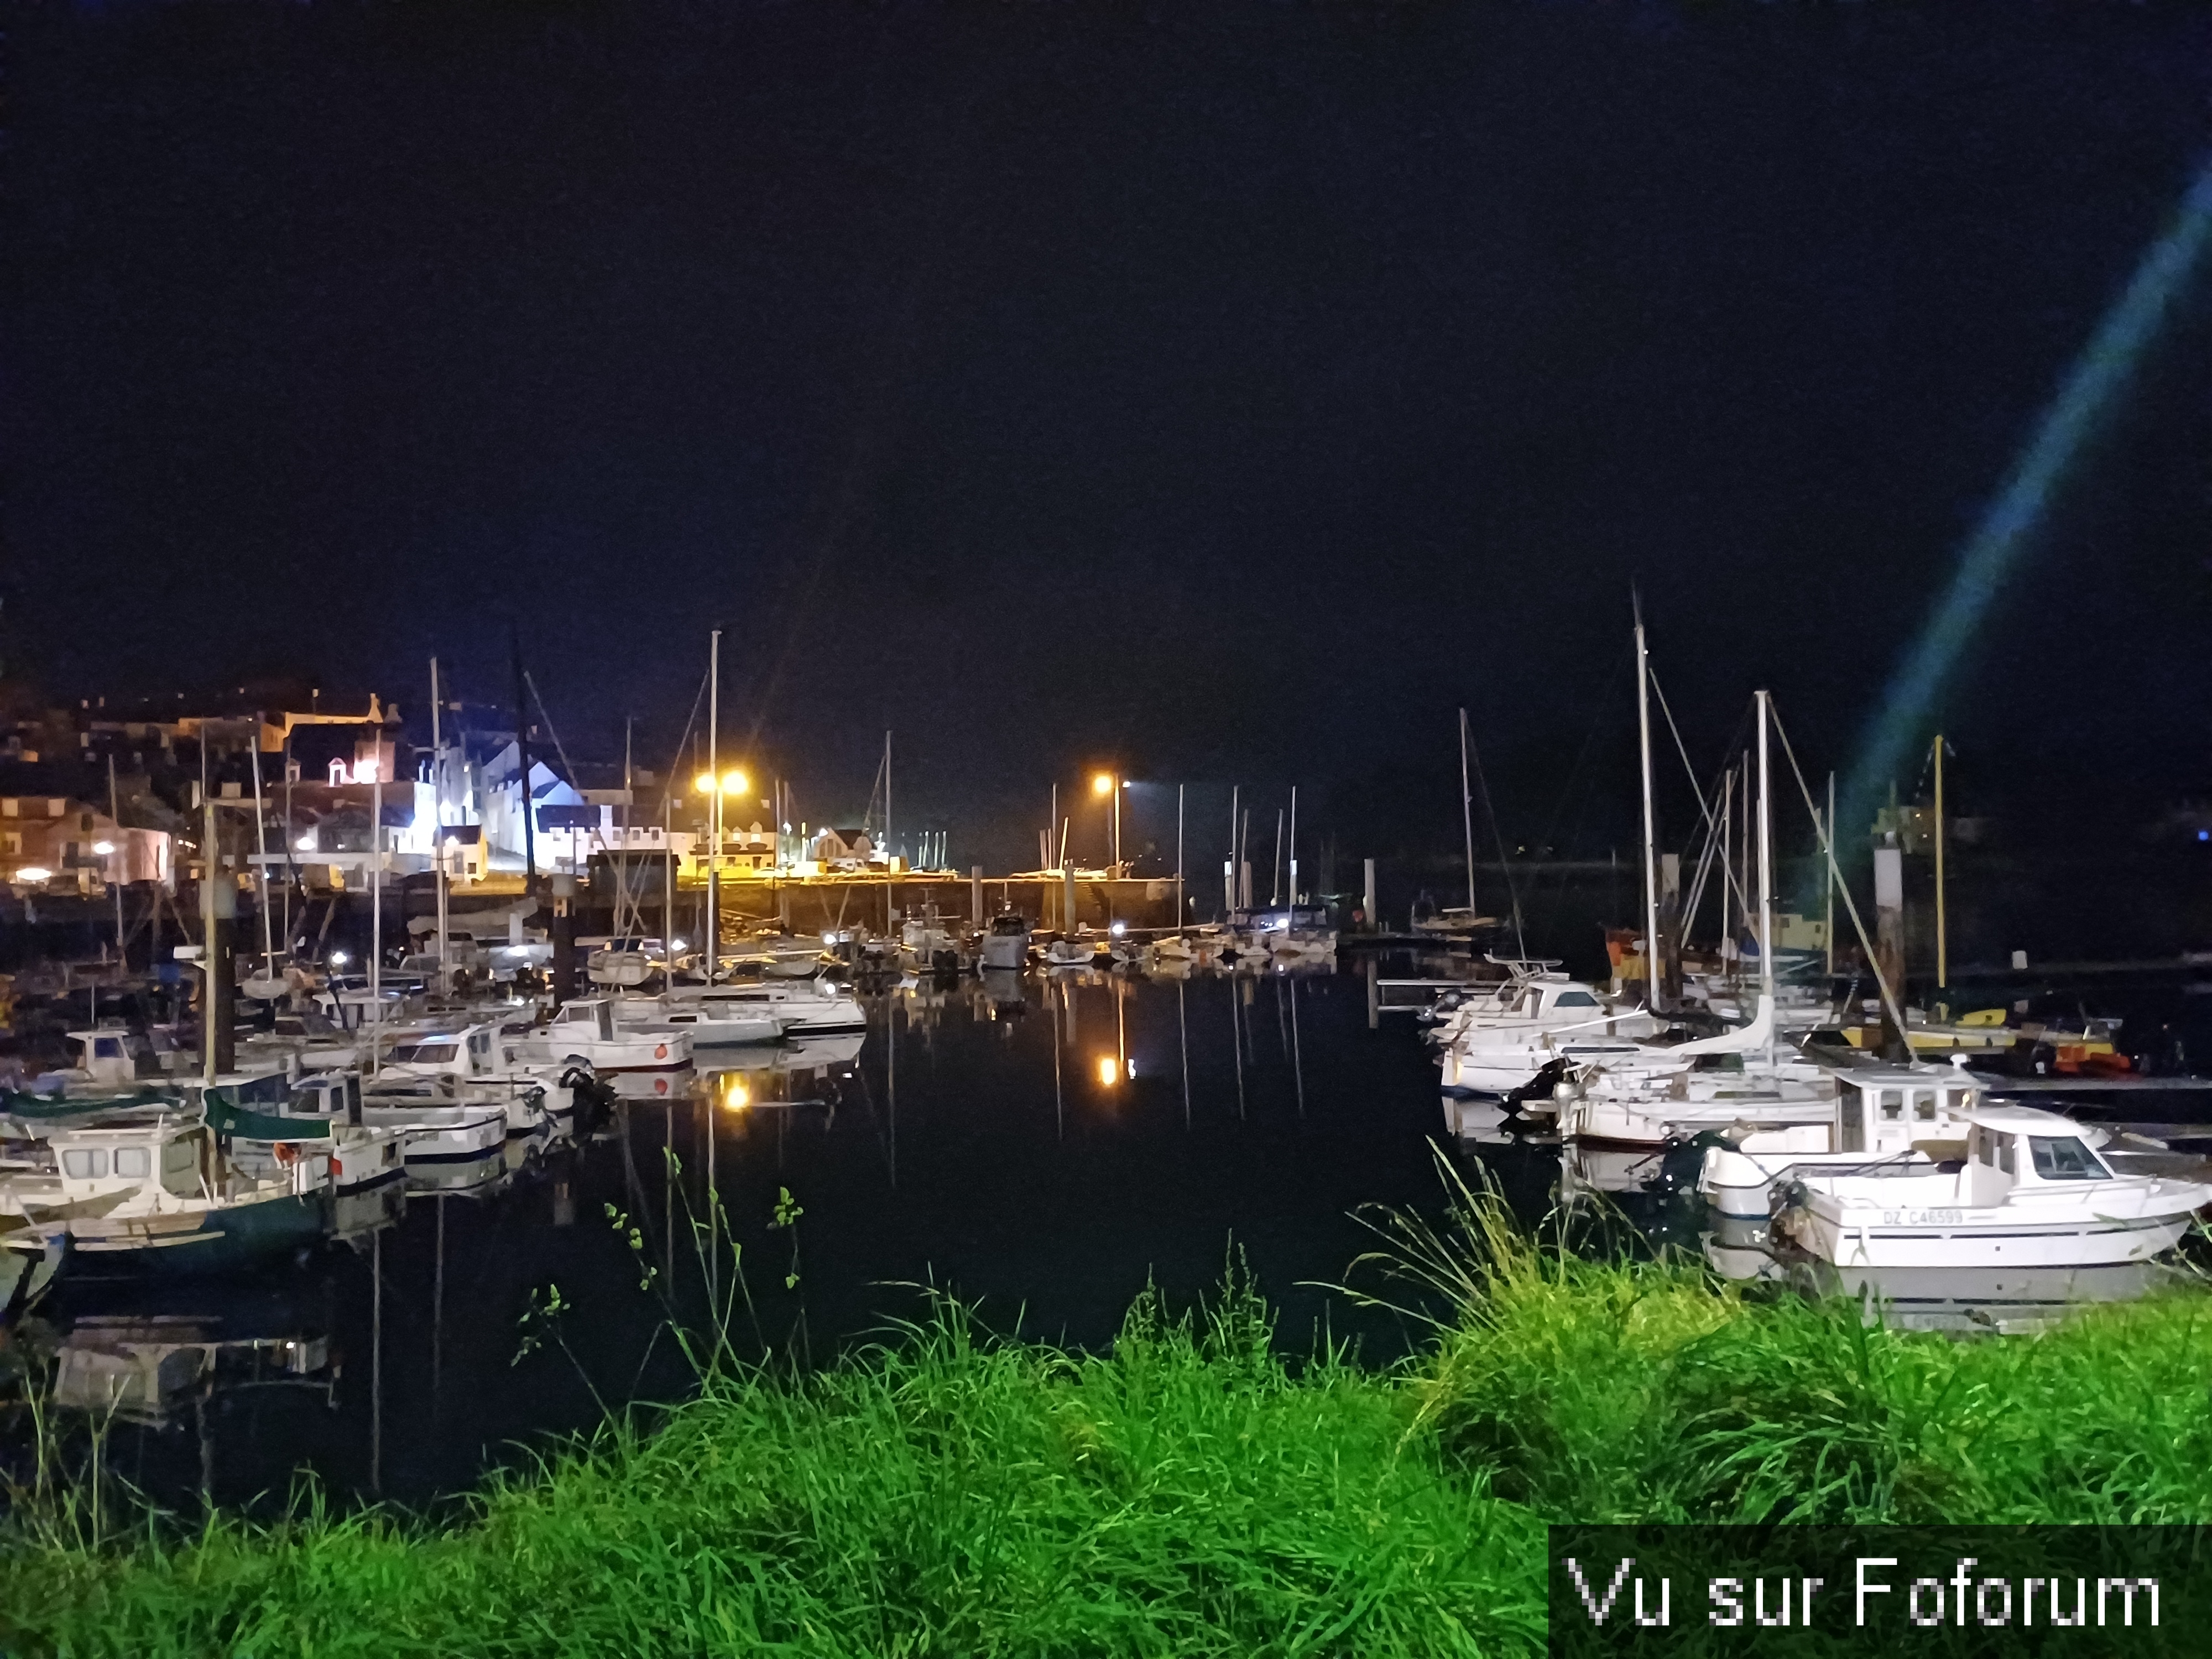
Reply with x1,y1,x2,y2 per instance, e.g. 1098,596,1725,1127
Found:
1094,1055,1119,1087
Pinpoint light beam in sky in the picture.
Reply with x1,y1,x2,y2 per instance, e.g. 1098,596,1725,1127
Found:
1846,154,2212,828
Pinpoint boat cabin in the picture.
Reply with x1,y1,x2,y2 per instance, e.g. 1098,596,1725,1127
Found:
386,1024,502,1079
1832,1064,1979,1157
63,1029,160,1090
47,1119,211,1204
1507,980,1608,1019
1960,1104,2116,1199
549,999,619,1043
286,1072,365,1125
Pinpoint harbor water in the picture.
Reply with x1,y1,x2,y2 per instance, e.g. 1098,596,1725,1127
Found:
10,957,2212,1515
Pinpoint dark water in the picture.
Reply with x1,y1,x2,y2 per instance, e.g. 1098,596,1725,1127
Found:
6,963,1480,1514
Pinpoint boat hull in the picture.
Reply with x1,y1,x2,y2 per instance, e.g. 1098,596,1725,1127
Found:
1783,1198,2203,1269
17,1190,329,1278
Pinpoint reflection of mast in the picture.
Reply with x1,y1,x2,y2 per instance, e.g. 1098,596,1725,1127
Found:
1289,977,1305,1117
1178,977,1190,1130
432,1194,445,1415
1230,975,1246,1120
1051,979,1065,1141
371,1229,384,1497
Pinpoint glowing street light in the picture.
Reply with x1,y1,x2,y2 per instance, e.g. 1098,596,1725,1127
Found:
91,841,116,856
1095,1054,1120,1088
1091,771,1124,873
16,867,52,884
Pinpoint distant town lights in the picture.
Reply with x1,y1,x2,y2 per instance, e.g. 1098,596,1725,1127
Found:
329,951,351,966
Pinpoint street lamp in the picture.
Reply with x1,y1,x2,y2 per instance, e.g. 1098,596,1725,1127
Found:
1091,773,1121,872
690,768,752,983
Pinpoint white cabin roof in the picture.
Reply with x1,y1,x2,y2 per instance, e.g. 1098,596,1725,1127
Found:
1963,1103,2090,1134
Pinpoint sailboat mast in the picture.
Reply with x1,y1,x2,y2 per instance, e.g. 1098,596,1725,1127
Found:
706,628,720,987
512,630,535,900
1933,734,1947,993
876,734,885,942
1287,785,1297,915
1719,767,1734,961
1825,770,1837,979
1457,708,1477,917
249,714,274,966
1756,690,1776,1052
431,658,449,995
1226,784,1238,917
1635,602,1661,1009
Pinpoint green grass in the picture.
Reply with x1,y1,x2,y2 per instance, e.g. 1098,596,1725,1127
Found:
6,1176,2212,1657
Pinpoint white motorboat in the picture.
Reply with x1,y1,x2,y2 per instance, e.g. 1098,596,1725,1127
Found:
1774,1103,2210,1269
378,1022,583,1131
665,980,865,1036
1437,977,1665,1095
1697,1062,1992,1219
212,1077,409,1195
513,998,693,1071
42,1028,166,1095
357,1096,509,1165
619,994,783,1047
979,913,1032,971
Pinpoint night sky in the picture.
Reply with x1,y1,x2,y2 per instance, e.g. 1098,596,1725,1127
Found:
10,1,2211,873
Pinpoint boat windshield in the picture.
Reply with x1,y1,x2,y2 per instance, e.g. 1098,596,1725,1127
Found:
391,1042,458,1064
2028,1135,2110,1181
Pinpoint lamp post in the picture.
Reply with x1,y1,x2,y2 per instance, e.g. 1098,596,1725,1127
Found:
690,763,750,985
1091,771,1120,874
